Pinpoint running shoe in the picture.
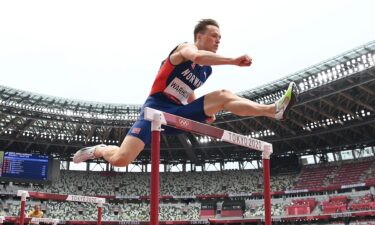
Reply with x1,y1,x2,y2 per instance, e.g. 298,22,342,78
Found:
73,144,106,163
275,82,299,120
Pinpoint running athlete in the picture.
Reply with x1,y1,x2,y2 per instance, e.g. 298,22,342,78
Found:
73,19,299,166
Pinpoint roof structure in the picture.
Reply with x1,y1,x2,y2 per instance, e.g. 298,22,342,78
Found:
1,41,374,165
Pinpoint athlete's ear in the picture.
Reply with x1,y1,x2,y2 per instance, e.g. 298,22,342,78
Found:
196,33,203,42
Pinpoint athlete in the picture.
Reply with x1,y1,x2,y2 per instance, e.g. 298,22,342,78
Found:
73,19,299,166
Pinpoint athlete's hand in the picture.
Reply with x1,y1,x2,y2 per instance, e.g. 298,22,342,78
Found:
206,115,216,124
233,55,252,67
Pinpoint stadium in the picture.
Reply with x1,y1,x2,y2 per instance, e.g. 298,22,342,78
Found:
0,36,374,225
1,1,375,224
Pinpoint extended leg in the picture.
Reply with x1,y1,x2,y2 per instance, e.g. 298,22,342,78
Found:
203,82,298,120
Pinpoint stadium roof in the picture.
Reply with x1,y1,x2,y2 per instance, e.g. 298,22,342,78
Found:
0,40,374,164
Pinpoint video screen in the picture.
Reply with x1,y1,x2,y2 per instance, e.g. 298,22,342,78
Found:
0,151,49,180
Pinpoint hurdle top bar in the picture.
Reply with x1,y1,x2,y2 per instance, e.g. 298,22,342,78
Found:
144,107,273,159
30,218,60,225
17,191,106,204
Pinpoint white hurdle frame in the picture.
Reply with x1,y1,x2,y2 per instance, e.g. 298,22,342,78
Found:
144,107,273,225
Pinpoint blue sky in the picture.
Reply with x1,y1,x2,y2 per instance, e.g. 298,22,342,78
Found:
1,0,374,104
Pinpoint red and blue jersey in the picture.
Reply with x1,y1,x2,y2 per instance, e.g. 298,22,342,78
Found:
128,45,212,144
149,45,212,105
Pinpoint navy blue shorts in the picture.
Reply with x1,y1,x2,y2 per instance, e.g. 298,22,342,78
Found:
127,94,209,145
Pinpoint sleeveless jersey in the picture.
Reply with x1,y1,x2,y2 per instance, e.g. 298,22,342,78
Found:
149,45,212,105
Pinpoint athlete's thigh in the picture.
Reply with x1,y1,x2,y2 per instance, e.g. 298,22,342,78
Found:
175,96,210,122
127,118,152,145
127,116,179,144
127,97,182,143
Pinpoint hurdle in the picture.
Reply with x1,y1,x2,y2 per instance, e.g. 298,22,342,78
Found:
144,107,273,225
30,218,60,225
17,190,105,225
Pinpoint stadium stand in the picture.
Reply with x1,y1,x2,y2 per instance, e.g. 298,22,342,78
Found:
0,40,374,224
0,157,375,223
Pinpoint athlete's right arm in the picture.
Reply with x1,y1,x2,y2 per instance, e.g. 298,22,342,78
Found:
170,43,252,67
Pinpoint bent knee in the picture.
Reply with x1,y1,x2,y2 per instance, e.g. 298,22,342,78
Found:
219,89,233,95
212,89,236,101
204,89,236,115
109,156,132,167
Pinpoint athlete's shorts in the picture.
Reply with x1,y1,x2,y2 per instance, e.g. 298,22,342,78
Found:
127,94,209,145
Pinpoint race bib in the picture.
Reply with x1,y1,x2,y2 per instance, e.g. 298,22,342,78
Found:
163,77,193,105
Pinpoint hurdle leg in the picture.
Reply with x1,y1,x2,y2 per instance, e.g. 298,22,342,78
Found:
143,107,274,224
97,199,103,225
150,112,163,225
262,149,272,225
19,191,27,225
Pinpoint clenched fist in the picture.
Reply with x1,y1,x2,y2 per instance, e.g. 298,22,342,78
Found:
233,55,252,67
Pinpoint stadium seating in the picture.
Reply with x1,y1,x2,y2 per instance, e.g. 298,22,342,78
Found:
293,165,336,189
29,169,296,196
1,158,375,221
329,160,374,186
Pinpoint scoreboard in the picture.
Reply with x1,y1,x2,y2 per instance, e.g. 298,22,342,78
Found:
0,151,49,181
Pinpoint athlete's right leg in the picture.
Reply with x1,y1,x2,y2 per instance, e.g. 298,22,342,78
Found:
203,82,298,120
203,89,275,117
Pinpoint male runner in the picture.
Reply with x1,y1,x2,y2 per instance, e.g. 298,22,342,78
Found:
73,19,299,166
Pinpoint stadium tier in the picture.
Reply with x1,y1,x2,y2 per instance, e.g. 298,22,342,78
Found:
0,39,375,225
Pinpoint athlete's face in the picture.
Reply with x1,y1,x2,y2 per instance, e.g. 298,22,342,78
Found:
198,25,221,53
